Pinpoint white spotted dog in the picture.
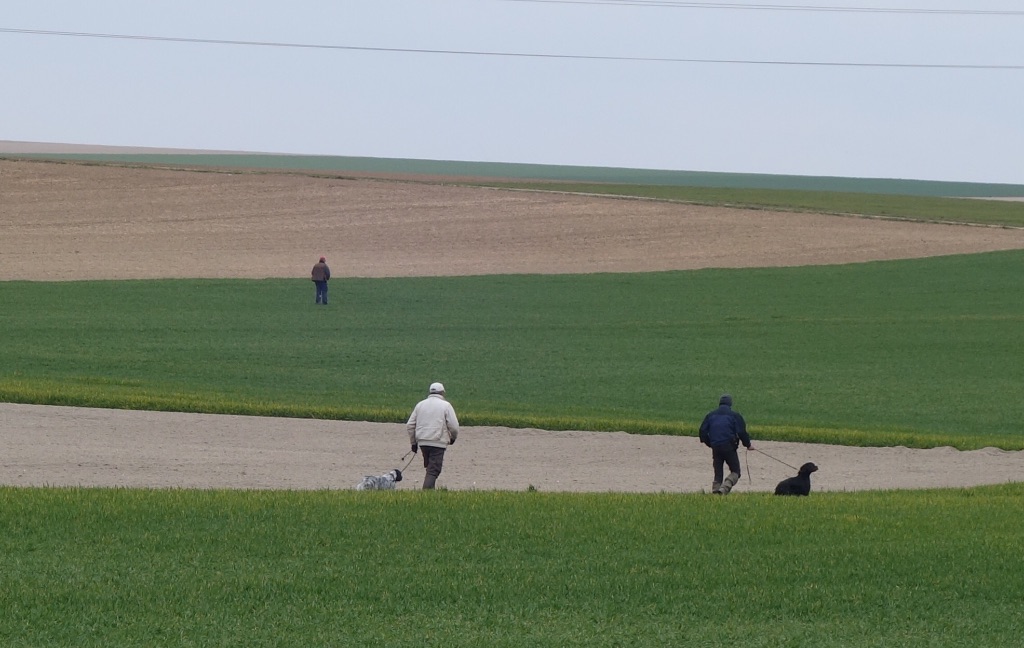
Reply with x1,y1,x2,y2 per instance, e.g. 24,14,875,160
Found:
355,469,403,491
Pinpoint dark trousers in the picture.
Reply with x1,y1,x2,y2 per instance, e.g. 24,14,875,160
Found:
711,446,741,483
314,280,328,304
421,446,446,489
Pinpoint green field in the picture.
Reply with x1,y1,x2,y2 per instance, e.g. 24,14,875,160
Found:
7,152,1024,197
4,157,1024,646
2,485,1022,647
474,182,1024,228
2,251,1023,449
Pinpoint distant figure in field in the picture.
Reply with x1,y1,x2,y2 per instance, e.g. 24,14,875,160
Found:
698,393,753,495
407,382,460,489
311,256,331,305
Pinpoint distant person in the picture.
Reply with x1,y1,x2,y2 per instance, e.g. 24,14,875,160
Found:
698,393,753,495
407,382,460,489
311,256,331,305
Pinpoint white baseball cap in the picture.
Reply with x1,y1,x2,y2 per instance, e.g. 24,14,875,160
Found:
429,382,445,394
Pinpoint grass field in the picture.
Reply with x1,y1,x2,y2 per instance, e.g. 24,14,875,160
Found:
2,485,1022,647
474,182,1024,228
4,157,1023,646
8,152,1024,198
2,250,1022,449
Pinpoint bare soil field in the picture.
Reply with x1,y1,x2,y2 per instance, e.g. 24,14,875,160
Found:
2,156,1023,493
5,158,1024,281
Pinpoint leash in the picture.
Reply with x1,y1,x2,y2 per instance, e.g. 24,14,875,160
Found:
399,449,418,473
751,448,799,471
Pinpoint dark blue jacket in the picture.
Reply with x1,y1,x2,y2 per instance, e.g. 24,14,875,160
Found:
699,405,750,450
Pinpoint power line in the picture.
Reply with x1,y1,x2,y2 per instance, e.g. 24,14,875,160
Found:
503,0,1024,15
2,27,1021,69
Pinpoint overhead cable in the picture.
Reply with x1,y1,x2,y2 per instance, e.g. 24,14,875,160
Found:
1,27,1021,69
502,0,1024,15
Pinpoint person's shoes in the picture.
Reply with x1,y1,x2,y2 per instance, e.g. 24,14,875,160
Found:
721,472,740,495
712,481,722,495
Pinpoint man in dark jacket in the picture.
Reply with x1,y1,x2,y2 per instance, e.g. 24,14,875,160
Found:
698,394,753,495
311,256,331,305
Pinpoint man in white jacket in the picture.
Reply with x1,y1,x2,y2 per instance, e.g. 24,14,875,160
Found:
407,382,460,489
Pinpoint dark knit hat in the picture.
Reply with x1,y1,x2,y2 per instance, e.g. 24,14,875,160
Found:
319,256,326,262
719,394,733,406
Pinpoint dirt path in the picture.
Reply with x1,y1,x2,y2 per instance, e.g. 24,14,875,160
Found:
3,404,1021,493
2,158,1023,492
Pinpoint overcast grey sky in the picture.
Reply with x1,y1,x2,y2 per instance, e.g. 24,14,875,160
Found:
2,1,1022,183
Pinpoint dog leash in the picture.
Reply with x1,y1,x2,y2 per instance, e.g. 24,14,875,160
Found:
751,448,799,471
399,449,417,473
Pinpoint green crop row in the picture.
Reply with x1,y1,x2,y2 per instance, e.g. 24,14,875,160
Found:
1,485,1022,647
472,182,1024,227
8,153,1024,198
2,250,1023,449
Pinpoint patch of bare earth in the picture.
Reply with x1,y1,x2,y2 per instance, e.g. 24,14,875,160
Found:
4,159,1024,281
2,158,1023,493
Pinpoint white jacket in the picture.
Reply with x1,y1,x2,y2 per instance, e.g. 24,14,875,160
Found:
407,394,459,449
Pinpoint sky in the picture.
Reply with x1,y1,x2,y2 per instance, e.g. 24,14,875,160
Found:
2,0,1022,184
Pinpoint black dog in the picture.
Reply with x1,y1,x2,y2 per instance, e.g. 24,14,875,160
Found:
774,462,819,496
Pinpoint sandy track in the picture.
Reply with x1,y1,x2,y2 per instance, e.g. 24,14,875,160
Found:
3,403,1022,493
2,158,1023,493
